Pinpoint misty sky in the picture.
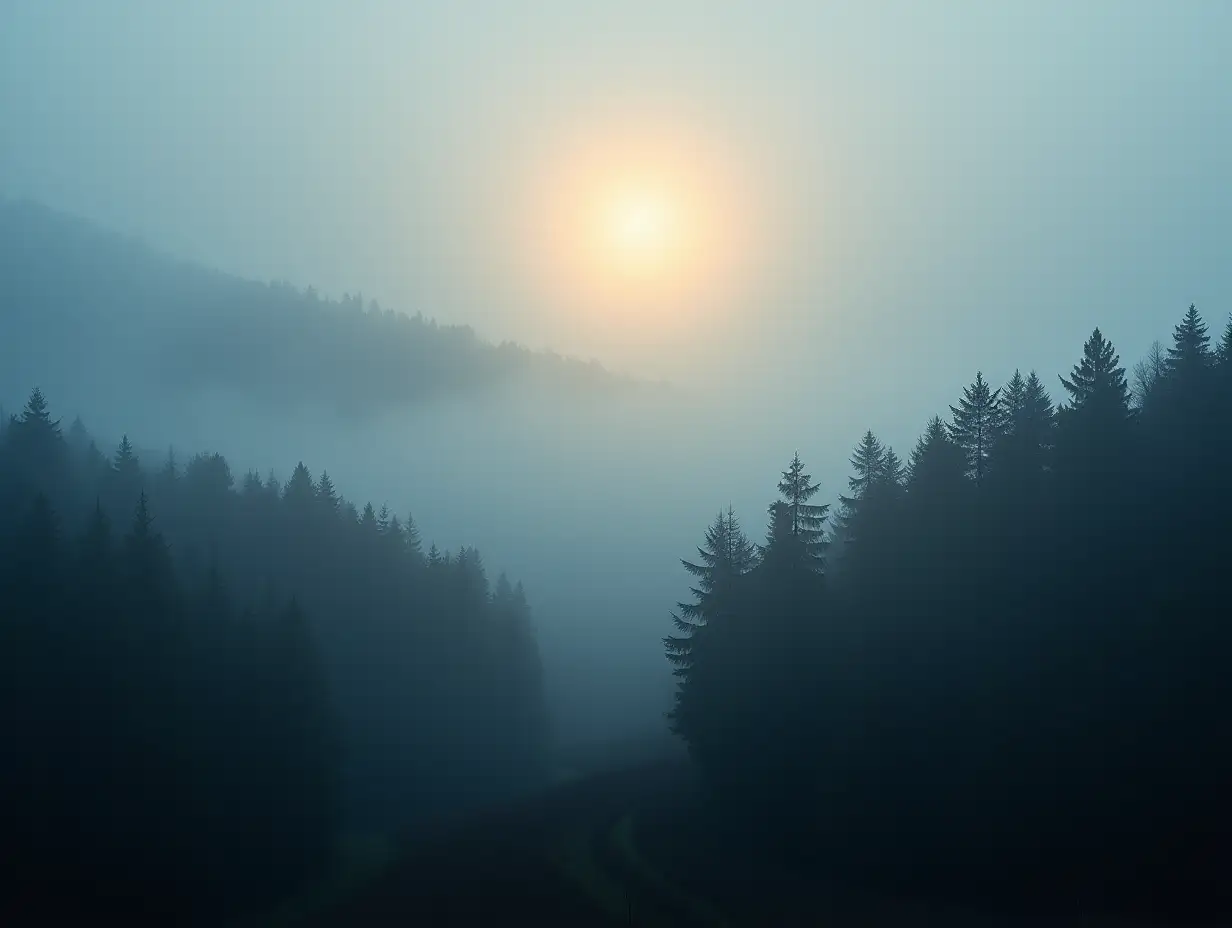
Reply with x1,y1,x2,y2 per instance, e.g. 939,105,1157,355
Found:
4,0,1231,486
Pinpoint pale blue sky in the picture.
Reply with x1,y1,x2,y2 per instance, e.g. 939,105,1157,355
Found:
3,0,1231,466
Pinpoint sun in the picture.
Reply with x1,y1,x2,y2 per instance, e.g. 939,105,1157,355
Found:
601,186,680,277
513,119,762,341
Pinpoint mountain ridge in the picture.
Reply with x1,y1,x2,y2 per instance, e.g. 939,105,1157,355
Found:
0,197,660,418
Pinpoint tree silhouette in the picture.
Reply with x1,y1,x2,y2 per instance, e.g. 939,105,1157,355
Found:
948,371,1005,487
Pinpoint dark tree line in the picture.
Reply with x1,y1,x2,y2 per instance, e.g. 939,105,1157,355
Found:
666,306,1232,918
0,391,549,923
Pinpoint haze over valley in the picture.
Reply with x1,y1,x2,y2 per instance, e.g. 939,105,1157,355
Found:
3,3,1231,925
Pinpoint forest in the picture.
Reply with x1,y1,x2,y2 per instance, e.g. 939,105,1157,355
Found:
0,396,550,923
664,305,1232,917
0,198,638,419
4,303,1230,925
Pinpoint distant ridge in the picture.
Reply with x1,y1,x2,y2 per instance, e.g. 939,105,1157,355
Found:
0,197,655,415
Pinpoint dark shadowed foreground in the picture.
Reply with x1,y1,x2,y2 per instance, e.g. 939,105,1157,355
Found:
281,758,1217,928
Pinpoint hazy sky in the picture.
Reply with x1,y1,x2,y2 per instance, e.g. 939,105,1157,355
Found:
4,0,1231,461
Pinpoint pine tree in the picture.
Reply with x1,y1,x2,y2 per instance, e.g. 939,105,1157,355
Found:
1059,328,1132,417
1218,317,1232,367
835,431,901,559
114,434,140,475
1166,303,1212,378
403,512,423,557
948,371,1005,487
992,369,1055,483
282,462,316,512
1056,328,1134,483
18,387,59,434
109,434,144,513
882,447,906,488
664,507,756,679
664,507,756,754
241,470,264,496
316,471,340,516
764,452,829,573
841,431,886,507
383,514,406,554
6,388,67,496
908,416,968,496
123,492,176,605
67,416,90,453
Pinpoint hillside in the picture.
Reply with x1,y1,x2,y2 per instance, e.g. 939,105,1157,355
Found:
0,198,642,418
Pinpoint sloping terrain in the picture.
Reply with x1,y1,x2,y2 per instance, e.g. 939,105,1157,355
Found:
0,198,642,419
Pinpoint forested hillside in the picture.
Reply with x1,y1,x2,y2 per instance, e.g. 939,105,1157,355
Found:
0,198,637,417
666,305,1232,918
0,392,549,924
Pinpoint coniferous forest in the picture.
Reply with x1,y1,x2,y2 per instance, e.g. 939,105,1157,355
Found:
5,304,1232,925
0,397,549,924
664,306,1232,917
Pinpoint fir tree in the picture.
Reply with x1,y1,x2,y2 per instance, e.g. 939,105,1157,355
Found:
114,434,140,475
1059,327,1132,416
835,431,900,559
992,369,1055,482
282,462,316,512
403,512,423,557
1166,303,1212,378
908,416,968,495
1056,328,1134,485
5,388,67,496
315,470,340,518
664,507,756,679
948,371,1005,486
765,452,828,573
1218,316,1232,367
664,507,756,757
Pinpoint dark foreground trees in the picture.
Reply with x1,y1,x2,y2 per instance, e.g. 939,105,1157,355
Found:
0,393,549,924
667,306,1232,919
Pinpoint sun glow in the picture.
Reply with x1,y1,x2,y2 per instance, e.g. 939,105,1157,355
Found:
600,186,680,276
515,120,760,336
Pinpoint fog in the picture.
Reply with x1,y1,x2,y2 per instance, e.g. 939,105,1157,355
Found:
4,3,1232,923
5,1,1229,751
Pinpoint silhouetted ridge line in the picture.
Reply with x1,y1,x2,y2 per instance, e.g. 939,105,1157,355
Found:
0,197,655,416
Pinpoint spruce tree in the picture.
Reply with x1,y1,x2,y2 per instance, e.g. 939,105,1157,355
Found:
948,371,1005,487
908,416,968,496
403,513,423,557
664,507,756,760
114,434,139,474
992,369,1055,484
1218,317,1232,367
842,431,886,506
764,452,828,573
1056,328,1133,481
1166,303,1212,378
282,462,316,512
6,388,67,497
316,470,340,516
1059,327,1132,417
835,431,901,561
109,435,144,514
664,507,756,681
